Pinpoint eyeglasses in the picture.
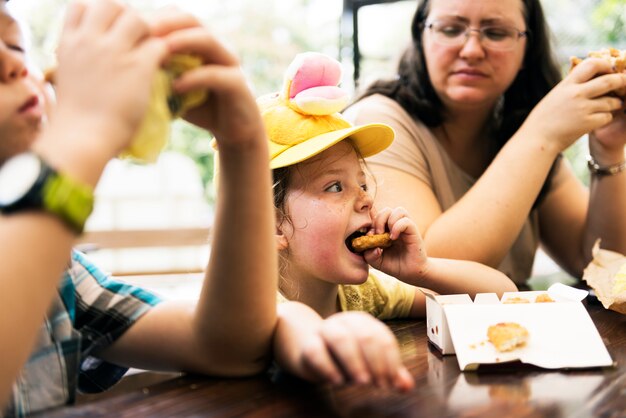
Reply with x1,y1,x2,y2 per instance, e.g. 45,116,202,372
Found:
425,20,528,51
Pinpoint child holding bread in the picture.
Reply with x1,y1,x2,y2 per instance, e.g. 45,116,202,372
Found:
0,1,286,414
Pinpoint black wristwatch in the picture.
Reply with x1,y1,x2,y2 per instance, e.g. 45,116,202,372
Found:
0,152,94,233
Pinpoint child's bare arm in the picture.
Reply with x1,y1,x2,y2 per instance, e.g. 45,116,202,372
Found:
0,0,166,407
98,12,277,376
273,302,414,391
364,207,516,298
0,217,76,406
413,258,518,298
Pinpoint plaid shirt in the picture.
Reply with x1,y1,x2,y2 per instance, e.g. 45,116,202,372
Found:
2,251,161,418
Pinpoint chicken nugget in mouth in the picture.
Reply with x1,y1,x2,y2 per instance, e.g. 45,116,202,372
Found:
350,232,392,253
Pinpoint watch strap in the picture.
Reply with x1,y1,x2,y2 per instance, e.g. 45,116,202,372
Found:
587,155,626,177
42,169,94,234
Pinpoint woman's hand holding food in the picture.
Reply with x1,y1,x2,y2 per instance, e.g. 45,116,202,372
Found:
570,49,626,165
521,58,626,155
589,110,626,166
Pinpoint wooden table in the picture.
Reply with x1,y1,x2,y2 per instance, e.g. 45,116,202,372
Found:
40,301,626,418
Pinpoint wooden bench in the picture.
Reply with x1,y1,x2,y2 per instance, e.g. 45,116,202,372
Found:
76,227,211,276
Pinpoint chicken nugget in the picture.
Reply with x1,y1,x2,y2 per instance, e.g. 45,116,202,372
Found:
351,232,392,253
535,293,555,303
487,322,529,352
502,297,530,304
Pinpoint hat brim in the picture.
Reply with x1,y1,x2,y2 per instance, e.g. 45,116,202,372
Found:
270,123,394,169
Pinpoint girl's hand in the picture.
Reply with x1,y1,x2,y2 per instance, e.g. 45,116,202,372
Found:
297,311,414,392
364,207,428,282
522,58,626,154
150,10,265,151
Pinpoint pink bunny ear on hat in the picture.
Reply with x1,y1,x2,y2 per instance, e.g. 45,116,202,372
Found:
283,52,349,115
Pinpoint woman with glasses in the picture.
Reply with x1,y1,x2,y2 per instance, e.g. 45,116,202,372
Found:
345,0,626,287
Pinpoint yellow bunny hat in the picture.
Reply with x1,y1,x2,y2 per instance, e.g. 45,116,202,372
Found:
258,52,394,169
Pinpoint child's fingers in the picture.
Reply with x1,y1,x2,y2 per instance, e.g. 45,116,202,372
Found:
368,206,378,226
110,9,151,47
387,207,409,226
388,217,414,241
385,207,415,241
79,0,125,32
148,7,203,37
374,206,410,237
165,28,238,67
323,313,413,392
363,247,383,268
360,345,389,389
139,38,170,72
373,323,405,389
355,322,399,389
322,316,371,384
299,337,344,386
394,367,415,392
171,66,246,96
62,0,87,31
372,207,392,234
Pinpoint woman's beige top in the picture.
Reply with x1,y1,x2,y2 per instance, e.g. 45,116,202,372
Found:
345,94,540,285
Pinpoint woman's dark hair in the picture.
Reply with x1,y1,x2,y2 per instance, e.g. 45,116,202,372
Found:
361,0,562,144
358,0,562,205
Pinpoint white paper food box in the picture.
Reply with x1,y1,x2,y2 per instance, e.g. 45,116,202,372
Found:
424,283,614,371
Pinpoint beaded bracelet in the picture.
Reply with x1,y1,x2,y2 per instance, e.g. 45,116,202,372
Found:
587,155,626,177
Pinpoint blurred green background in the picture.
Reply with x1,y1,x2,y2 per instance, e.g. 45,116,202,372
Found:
9,0,626,200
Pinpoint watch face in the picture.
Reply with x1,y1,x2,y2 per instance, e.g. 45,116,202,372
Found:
0,152,42,205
